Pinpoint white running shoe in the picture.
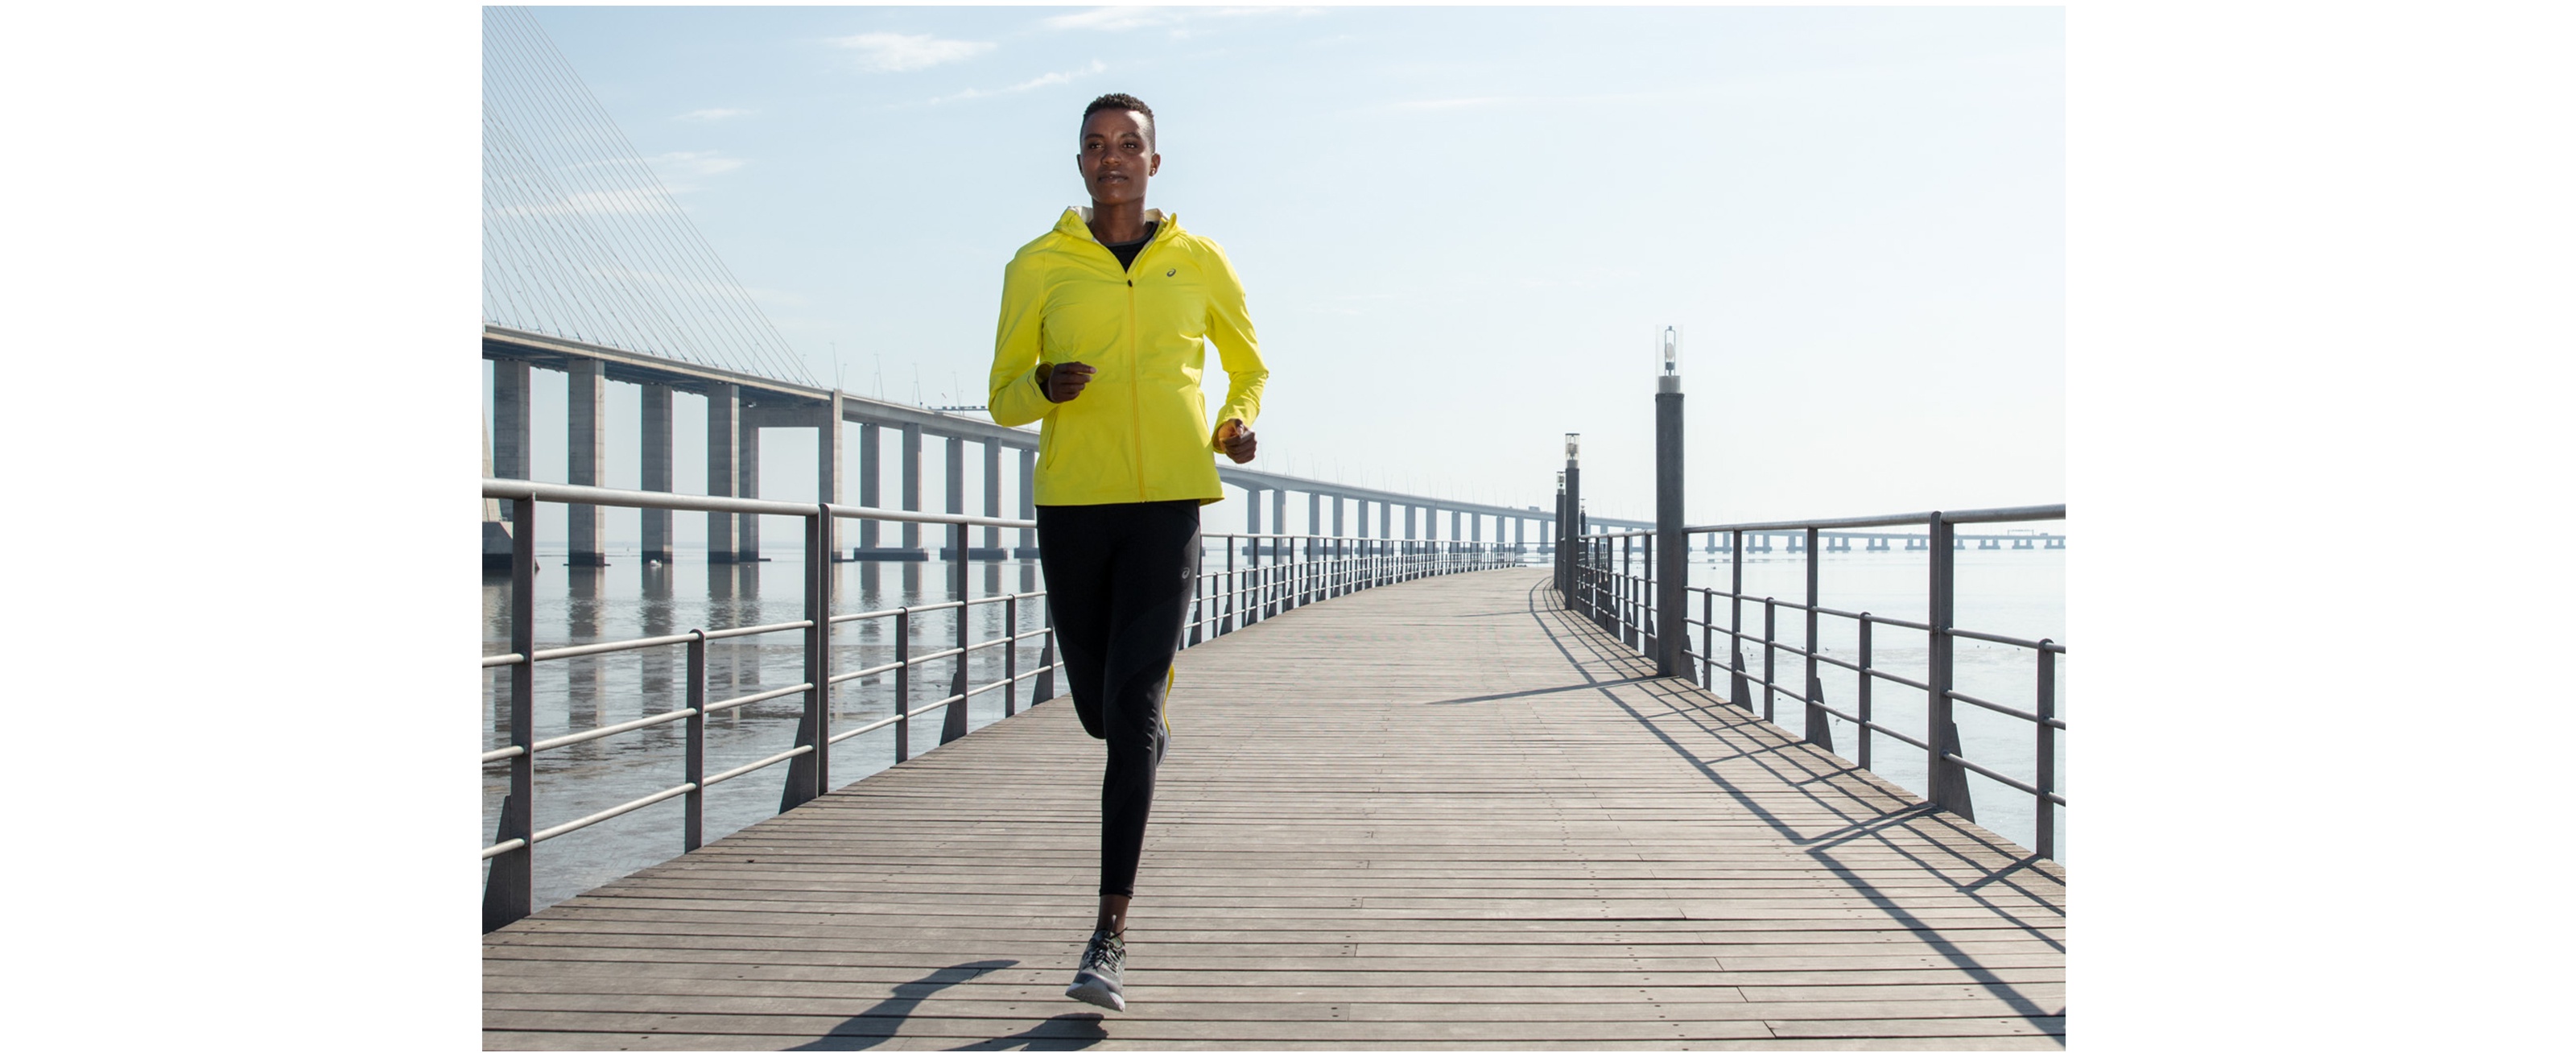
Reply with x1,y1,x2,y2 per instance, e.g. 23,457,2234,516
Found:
1064,929,1126,1011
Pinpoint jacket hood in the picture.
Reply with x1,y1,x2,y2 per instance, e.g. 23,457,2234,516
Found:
1056,206,1177,243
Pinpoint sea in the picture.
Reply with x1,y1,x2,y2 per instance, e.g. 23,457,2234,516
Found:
484,543,2063,912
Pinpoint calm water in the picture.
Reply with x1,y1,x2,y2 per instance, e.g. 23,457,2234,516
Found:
485,543,2063,911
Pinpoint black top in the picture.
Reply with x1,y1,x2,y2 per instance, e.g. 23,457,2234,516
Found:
1101,221,1158,271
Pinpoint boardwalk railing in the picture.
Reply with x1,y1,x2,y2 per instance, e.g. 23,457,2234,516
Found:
1571,506,2066,858
481,478,1518,931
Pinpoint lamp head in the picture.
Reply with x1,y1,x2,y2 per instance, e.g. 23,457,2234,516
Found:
1564,432,1580,462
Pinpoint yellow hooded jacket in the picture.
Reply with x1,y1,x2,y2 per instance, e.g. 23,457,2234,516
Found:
987,208,1267,506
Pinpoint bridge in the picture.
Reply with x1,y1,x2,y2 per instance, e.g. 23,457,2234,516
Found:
480,473,2066,1048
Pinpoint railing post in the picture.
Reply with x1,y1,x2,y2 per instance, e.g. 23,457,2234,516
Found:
483,495,537,934
894,607,911,762
684,629,705,852
781,506,830,812
1189,534,1204,646
1927,512,1975,820
1761,597,1777,723
1857,614,1875,770
1802,526,1824,747
1004,593,1020,716
1806,673,1835,752
943,521,969,745
1690,581,1710,690
2037,641,2057,858
1034,603,1056,703
1729,530,1750,710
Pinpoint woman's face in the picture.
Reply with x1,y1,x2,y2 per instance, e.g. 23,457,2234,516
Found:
1076,109,1158,209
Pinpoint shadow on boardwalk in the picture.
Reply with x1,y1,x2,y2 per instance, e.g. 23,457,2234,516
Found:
485,568,2063,1051
1513,578,2063,1022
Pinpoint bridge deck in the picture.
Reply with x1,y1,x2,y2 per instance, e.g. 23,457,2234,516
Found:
485,568,2066,1050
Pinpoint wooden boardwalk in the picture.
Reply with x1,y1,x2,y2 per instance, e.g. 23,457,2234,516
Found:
485,568,2066,1050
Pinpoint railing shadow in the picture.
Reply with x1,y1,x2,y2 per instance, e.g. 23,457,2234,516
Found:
1506,576,2064,1027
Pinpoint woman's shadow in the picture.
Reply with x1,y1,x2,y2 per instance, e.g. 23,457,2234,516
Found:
785,960,1108,1051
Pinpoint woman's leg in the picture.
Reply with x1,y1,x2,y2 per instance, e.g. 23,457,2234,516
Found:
1089,501,1200,912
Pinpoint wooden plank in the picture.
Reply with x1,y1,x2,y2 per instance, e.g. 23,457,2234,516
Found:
486,569,2063,1049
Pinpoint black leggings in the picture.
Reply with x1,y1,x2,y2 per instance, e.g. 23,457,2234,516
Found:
1036,500,1199,898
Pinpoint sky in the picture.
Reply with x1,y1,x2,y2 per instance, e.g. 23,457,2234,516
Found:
493,4,2062,538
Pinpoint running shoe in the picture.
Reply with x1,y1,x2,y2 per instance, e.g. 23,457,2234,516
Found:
1065,929,1127,1010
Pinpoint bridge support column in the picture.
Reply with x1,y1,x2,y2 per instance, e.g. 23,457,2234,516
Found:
641,383,672,564
818,393,842,560
567,357,607,566
901,425,923,553
1273,489,1287,559
858,423,880,552
737,409,762,561
1245,485,1263,554
939,436,964,558
492,360,530,518
706,383,739,562
982,441,1002,555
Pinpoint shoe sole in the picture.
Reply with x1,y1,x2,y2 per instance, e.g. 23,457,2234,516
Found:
1064,976,1125,1011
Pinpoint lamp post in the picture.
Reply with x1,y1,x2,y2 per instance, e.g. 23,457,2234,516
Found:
1654,327,1686,678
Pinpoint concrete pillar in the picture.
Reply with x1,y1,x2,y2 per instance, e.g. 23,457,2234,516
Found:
982,441,1002,552
1245,485,1263,535
901,425,923,551
943,435,964,556
1332,496,1344,538
858,422,880,551
1515,517,1525,548
1308,492,1321,548
492,359,530,522
1406,506,1417,540
737,409,762,560
706,383,738,561
1273,489,1287,555
641,383,671,564
567,357,606,566
818,393,843,559
1018,447,1038,555
1470,512,1480,543
1357,500,1371,539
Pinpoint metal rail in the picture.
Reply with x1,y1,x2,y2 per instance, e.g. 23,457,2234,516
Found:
1569,505,2065,860
481,478,1521,930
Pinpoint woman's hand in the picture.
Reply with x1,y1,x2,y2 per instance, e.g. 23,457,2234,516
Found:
1039,361,1096,403
1216,419,1257,464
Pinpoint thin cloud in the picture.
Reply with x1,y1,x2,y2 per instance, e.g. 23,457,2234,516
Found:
674,108,754,122
1391,97,1512,111
829,31,995,72
929,60,1108,105
1043,6,1319,34
646,151,746,180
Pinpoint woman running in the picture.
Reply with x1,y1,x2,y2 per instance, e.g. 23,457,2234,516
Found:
985,93,1265,1013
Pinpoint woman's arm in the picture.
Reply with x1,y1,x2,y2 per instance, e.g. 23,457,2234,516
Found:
987,258,1058,427
1203,244,1267,449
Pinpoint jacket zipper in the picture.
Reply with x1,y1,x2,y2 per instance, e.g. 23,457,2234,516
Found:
1084,218,1166,504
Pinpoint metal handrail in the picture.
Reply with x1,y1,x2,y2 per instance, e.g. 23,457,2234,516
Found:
481,477,1527,931
1563,504,2065,860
